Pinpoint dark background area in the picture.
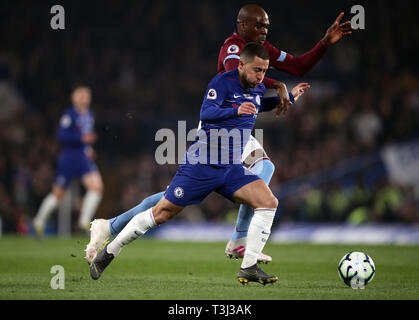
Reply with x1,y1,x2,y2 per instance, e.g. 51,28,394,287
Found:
0,0,418,233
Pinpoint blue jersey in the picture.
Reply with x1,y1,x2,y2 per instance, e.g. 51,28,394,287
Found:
58,106,95,154
54,106,97,187
186,69,279,165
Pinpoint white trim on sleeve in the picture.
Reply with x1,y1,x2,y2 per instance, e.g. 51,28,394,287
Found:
277,51,287,62
223,54,240,66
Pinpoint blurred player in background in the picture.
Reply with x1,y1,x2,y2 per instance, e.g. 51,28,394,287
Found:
33,86,103,236
85,4,352,263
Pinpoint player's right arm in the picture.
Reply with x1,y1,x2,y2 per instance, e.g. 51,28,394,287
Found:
200,78,240,123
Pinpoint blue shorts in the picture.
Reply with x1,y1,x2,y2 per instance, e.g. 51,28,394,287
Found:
164,163,260,207
54,151,98,187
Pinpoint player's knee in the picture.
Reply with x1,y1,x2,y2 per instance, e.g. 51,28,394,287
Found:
92,183,104,193
264,195,278,209
152,207,173,225
86,179,104,193
53,187,65,202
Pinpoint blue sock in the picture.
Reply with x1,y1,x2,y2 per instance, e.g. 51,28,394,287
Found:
108,191,165,236
231,159,275,241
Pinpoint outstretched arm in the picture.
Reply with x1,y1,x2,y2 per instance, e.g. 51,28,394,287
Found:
274,83,310,117
270,12,353,77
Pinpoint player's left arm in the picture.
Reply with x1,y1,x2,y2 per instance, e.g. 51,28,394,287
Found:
260,82,310,115
270,12,352,77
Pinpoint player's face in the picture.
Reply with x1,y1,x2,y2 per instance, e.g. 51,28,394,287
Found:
242,15,270,44
239,56,269,89
72,88,91,110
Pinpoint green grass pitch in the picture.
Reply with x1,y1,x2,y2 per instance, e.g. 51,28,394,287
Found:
1,235,419,300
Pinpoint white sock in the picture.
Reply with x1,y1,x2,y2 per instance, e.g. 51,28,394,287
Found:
34,193,58,228
107,208,156,256
241,208,276,269
78,190,102,228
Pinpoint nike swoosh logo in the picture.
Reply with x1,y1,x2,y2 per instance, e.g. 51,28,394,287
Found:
261,231,270,235
233,94,241,98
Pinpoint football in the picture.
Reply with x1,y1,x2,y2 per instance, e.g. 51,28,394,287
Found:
338,252,375,289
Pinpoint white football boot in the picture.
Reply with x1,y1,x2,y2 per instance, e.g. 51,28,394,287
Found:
225,238,272,264
84,219,111,264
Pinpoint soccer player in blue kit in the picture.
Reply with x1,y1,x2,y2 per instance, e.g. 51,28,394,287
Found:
85,4,352,265
33,86,104,235
90,43,309,284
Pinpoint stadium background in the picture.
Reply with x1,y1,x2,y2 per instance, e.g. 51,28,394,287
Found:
0,0,418,240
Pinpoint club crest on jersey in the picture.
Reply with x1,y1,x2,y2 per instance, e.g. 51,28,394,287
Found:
174,187,184,198
60,114,72,128
207,88,217,100
227,44,239,54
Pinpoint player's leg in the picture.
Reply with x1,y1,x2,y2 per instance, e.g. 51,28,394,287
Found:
108,197,183,255
231,178,278,285
90,197,184,280
78,170,104,231
233,155,275,241
90,163,217,279
33,153,74,236
33,185,66,236
85,191,165,264
108,191,165,236
226,136,275,262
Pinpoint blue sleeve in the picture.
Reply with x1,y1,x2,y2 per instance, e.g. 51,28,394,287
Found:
260,96,279,112
57,113,83,147
259,92,295,112
200,78,239,123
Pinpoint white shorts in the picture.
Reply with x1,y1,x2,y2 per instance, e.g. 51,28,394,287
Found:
241,134,266,164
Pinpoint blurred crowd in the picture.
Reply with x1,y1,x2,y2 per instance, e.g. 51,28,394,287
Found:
1,0,418,233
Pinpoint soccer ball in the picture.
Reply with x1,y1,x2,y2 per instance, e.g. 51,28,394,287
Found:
338,251,375,289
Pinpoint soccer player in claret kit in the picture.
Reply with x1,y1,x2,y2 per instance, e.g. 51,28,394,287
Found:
84,4,352,265
33,86,104,235
89,43,309,284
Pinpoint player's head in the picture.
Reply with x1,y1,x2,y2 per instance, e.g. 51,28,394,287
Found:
238,42,269,89
71,85,91,111
237,4,269,44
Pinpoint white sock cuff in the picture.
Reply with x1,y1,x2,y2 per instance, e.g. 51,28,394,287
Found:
253,208,276,224
86,190,103,200
147,208,157,228
133,208,156,233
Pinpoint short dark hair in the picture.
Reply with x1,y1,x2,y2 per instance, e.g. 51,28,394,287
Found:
240,42,269,63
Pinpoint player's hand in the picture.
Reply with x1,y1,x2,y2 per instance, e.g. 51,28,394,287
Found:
291,82,310,102
238,102,257,116
82,132,97,144
321,12,353,47
274,81,292,117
